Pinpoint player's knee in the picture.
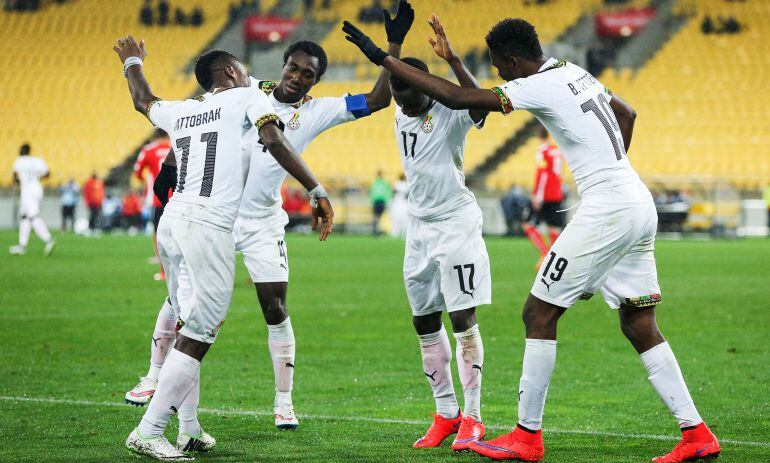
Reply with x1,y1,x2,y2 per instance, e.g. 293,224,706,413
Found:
262,298,288,325
413,313,443,335
522,294,563,338
448,308,476,333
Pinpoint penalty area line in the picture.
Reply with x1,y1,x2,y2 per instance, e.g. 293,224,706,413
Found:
0,395,767,448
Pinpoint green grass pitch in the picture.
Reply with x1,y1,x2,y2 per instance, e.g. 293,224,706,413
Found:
0,231,768,462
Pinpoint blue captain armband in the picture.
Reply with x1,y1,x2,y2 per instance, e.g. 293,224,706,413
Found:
344,93,371,119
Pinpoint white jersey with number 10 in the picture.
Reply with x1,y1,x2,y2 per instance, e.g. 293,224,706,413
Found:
148,85,279,230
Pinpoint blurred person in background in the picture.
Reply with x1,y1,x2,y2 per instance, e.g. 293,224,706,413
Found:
389,173,408,237
59,178,80,232
122,190,143,234
83,172,105,232
140,0,152,25
9,143,56,256
371,170,392,235
102,193,121,232
523,127,564,268
134,129,171,279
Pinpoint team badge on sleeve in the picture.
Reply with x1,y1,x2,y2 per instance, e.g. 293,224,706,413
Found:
421,114,434,133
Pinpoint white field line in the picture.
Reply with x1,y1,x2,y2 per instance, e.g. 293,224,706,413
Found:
0,395,767,448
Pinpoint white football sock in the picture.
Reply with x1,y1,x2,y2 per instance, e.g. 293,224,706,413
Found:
18,218,31,247
267,317,295,403
138,349,200,438
178,368,201,437
31,217,51,243
147,298,176,380
640,342,703,428
418,325,459,419
454,324,484,421
518,338,557,431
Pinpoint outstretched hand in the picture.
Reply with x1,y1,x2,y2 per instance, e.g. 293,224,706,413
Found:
342,21,388,65
427,14,457,62
383,0,414,45
113,35,147,64
312,197,334,241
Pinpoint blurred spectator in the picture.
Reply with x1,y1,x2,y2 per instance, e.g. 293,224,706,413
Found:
359,0,384,24
282,186,312,229
158,0,169,26
389,174,409,238
370,170,392,235
655,190,690,232
121,190,143,232
701,16,714,34
464,48,480,76
500,185,530,236
59,179,80,232
190,6,203,26
140,0,153,26
175,8,187,25
303,0,313,15
83,173,104,231
322,0,330,8
102,194,121,232
723,16,740,34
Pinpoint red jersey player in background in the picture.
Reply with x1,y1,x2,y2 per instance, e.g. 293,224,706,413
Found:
133,129,171,280
523,127,565,268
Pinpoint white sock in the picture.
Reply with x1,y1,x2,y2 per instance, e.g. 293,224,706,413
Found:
267,317,295,404
518,338,557,431
147,298,176,380
18,218,31,247
31,217,52,242
178,369,201,436
640,342,703,428
138,349,200,438
454,324,484,421
418,326,459,419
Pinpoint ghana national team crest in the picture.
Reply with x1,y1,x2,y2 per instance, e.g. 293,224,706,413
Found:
421,114,434,133
288,112,300,130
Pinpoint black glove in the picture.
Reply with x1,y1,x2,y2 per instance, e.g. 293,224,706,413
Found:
342,20,388,66
383,0,414,45
153,162,177,207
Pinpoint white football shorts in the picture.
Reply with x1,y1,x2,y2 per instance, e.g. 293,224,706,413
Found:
157,210,236,344
19,184,42,218
531,180,662,310
404,203,492,316
233,210,290,283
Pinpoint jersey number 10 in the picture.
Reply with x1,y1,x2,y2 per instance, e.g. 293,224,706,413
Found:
580,94,625,161
175,132,219,197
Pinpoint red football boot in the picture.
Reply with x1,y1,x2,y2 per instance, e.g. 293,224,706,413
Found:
451,415,485,451
652,422,720,462
412,412,462,448
468,425,544,461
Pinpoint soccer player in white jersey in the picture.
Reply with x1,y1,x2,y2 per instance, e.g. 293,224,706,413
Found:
344,13,720,463
124,0,415,431
9,144,56,256
389,15,490,452
113,36,333,461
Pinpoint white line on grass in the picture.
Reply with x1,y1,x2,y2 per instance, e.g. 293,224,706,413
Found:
1,395,767,448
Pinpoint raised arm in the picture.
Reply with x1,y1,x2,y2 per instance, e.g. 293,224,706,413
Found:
113,36,161,115
427,14,488,123
343,21,501,112
609,92,637,152
259,122,334,240
363,0,413,112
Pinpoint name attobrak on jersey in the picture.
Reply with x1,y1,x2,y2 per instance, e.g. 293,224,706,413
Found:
147,84,279,230
236,77,370,220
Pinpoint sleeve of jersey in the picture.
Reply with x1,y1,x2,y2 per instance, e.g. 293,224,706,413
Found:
491,79,541,115
246,90,280,130
147,100,178,132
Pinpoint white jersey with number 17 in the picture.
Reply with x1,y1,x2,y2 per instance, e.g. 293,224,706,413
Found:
148,85,279,230
493,58,640,196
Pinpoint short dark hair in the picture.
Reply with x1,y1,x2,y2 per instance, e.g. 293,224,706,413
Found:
283,41,328,80
485,18,543,61
20,144,30,155
195,49,239,91
389,57,429,92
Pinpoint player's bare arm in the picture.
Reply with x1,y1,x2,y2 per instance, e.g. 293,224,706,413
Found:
363,0,413,112
112,35,160,115
343,20,500,113
609,93,637,151
258,122,334,240
427,13,488,123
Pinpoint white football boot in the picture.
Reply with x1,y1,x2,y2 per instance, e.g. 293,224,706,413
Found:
274,400,299,430
43,240,56,257
125,428,193,461
125,376,158,406
177,430,216,452
9,245,26,255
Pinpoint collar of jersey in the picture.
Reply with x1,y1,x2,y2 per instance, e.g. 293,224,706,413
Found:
260,80,313,109
537,57,566,74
